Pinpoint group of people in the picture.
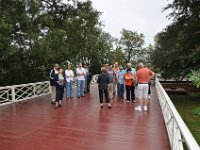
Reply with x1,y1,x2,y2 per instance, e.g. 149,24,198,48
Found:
97,62,154,111
49,61,154,112
49,63,92,108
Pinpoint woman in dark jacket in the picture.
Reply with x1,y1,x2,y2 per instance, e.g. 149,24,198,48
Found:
97,67,111,109
55,68,65,108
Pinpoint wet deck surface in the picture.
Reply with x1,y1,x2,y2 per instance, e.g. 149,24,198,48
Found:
0,84,170,150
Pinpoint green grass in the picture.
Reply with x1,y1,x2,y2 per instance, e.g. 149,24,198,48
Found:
170,93,200,145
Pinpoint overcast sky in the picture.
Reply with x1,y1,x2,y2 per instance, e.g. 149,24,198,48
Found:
90,0,173,46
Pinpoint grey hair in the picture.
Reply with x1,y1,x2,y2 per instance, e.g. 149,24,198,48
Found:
138,62,144,68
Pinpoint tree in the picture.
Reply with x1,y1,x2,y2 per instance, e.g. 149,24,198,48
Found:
120,29,144,63
151,0,200,79
0,0,114,86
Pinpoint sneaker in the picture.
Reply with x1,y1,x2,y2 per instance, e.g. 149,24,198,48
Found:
100,104,103,109
148,95,151,100
132,100,136,103
51,101,56,104
108,103,112,109
143,105,148,111
126,100,130,103
135,106,142,111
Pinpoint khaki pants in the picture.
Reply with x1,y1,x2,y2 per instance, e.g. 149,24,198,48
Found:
108,83,113,99
113,80,117,94
50,86,56,102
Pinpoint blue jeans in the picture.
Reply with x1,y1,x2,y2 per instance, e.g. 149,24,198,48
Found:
118,84,124,97
77,80,85,97
66,81,73,97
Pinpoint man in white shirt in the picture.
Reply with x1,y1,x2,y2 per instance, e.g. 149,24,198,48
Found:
65,63,74,98
76,63,86,98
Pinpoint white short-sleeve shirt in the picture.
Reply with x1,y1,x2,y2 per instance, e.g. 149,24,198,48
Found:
76,67,86,80
65,70,74,82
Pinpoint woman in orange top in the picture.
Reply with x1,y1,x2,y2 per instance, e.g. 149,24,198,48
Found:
124,68,135,103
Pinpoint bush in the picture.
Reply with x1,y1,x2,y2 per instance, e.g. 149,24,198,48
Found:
193,107,200,117
189,70,200,88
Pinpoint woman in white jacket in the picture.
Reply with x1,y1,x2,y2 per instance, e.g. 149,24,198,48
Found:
65,63,74,98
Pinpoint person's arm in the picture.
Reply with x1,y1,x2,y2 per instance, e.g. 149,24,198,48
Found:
148,70,154,82
54,74,60,85
65,70,69,78
50,70,54,80
71,70,74,78
76,68,82,76
97,76,100,84
83,68,86,76
106,76,110,84
135,72,138,86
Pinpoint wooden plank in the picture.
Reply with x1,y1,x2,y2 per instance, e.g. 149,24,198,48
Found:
0,85,170,150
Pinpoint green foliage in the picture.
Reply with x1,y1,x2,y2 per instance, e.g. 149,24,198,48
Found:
171,93,200,145
189,70,200,88
151,0,200,79
193,107,200,117
120,29,145,63
0,0,113,86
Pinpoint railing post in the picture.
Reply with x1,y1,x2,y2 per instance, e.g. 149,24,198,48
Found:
33,83,36,96
11,87,15,102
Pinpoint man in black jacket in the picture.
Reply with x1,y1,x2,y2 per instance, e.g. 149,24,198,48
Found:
50,64,59,104
97,67,111,109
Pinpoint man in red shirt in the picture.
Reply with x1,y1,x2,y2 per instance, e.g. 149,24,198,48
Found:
135,62,154,111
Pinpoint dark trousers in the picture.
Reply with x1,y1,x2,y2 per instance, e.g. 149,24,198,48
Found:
148,82,151,94
126,85,135,101
99,89,109,103
56,86,64,102
87,79,91,92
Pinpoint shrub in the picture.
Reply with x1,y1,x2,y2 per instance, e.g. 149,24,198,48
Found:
189,70,200,88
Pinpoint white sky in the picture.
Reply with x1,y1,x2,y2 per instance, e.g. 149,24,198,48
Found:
91,0,173,45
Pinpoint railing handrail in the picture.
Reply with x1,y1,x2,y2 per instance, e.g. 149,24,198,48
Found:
0,81,49,90
0,81,50,106
155,77,200,150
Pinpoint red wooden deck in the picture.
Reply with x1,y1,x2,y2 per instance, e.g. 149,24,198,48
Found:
0,85,170,150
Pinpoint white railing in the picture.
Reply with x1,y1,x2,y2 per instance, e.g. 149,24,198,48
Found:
155,77,200,150
0,81,50,106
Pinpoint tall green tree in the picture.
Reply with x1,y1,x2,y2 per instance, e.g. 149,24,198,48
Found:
0,0,113,86
151,0,200,79
120,29,144,63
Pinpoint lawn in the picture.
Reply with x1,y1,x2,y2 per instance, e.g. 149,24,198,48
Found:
170,93,200,145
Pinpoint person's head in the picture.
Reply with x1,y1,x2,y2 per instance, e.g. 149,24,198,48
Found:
108,63,113,70
127,63,132,69
119,65,123,70
127,68,132,74
78,63,82,68
83,64,88,68
104,64,109,69
57,68,63,73
114,62,118,68
101,67,107,73
53,64,59,70
67,63,72,70
138,62,144,68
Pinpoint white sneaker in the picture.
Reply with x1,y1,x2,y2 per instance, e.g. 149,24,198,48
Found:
135,106,142,111
143,105,148,111
148,95,151,100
